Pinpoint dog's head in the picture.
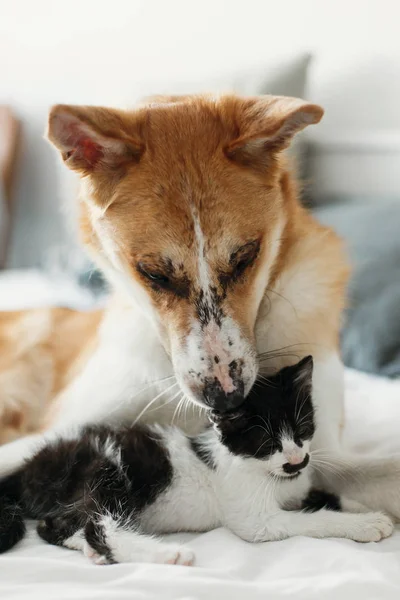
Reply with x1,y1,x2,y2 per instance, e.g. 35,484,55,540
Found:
47,94,323,411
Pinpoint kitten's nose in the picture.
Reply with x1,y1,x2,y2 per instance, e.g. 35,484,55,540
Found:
283,453,310,474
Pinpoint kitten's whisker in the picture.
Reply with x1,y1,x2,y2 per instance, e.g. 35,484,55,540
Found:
259,416,275,439
294,383,308,424
254,437,272,456
296,408,314,428
244,424,269,436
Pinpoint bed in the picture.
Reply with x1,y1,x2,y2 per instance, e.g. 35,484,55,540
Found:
0,271,400,600
1,366,400,600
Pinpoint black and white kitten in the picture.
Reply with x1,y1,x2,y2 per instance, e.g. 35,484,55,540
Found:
0,356,393,565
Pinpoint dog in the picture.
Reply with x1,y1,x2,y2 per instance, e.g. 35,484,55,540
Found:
0,94,399,520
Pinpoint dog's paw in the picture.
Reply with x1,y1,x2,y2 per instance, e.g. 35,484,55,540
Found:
348,513,394,543
153,544,195,566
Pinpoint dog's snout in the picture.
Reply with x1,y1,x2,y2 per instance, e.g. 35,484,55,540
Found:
282,453,310,474
203,378,245,412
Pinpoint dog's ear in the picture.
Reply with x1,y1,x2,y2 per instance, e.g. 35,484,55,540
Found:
225,95,323,167
47,105,144,175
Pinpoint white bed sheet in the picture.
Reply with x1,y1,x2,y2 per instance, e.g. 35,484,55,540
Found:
1,271,400,600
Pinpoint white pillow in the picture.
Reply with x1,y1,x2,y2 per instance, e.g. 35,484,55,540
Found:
135,53,311,165
141,54,311,98
0,269,104,310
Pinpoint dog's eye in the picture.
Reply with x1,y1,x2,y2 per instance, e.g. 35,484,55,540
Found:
146,271,170,285
230,241,260,279
234,256,252,277
137,264,170,288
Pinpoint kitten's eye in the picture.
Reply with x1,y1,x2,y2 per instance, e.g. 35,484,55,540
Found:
137,264,170,288
296,425,313,440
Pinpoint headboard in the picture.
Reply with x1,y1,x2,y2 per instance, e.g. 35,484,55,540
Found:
308,132,400,199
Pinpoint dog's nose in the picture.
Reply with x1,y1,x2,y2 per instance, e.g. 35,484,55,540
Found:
282,453,310,474
203,378,245,412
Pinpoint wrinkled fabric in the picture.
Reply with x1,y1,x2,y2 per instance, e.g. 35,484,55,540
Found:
1,368,400,599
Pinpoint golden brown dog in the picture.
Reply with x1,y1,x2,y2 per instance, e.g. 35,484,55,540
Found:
1,94,398,522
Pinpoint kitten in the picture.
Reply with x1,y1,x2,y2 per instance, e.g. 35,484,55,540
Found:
0,356,393,565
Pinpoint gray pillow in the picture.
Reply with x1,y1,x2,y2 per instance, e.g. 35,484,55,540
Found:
0,182,8,267
313,198,400,377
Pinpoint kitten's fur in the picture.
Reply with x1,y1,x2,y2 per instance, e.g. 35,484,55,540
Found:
0,357,393,565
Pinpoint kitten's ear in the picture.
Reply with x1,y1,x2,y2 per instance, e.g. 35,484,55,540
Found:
290,356,314,390
209,410,246,434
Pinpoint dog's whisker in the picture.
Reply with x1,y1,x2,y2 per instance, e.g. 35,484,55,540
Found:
171,394,186,426
108,375,177,417
132,381,179,425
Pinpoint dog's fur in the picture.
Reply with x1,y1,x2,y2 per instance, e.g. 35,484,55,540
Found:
0,94,399,521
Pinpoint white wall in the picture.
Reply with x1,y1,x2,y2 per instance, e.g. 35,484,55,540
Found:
2,0,400,119
1,0,400,266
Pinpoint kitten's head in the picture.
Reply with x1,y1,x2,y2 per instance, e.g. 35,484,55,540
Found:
210,356,315,478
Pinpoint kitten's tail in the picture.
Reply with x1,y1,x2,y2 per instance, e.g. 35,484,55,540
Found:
0,473,26,552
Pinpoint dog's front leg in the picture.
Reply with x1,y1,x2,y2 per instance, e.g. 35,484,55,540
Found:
220,463,393,544
0,332,174,477
236,509,394,544
312,352,400,521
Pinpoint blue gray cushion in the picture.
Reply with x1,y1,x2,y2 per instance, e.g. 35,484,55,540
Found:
313,197,400,377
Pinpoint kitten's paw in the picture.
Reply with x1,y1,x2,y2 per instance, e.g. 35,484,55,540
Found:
154,544,195,566
83,541,112,565
349,513,394,543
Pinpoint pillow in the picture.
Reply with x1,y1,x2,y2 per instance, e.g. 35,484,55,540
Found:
48,54,312,293
0,182,8,267
0,269,105,311
313,197,400,377
141,53,311,168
